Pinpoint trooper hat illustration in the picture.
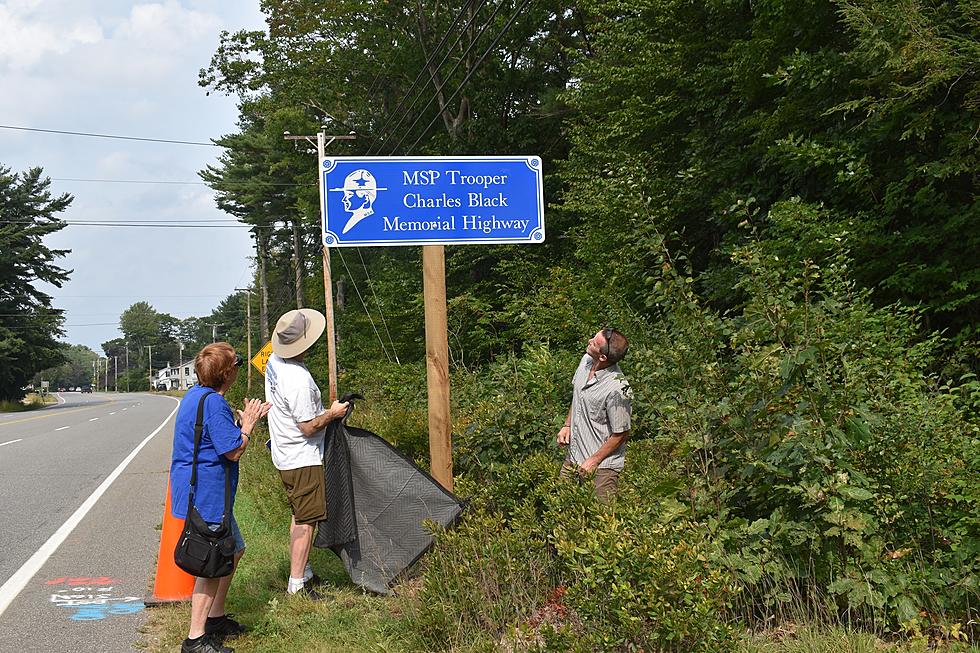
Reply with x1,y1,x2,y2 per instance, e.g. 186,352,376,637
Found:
329,169,388,234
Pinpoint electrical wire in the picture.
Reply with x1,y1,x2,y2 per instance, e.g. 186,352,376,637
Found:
367,0,483,156
0,124,221,147
335,248,393,363
372,0,489,156
0,220,271,229
387,0,511,155
50,177,312,187
403,0,532,154
356,248,400,364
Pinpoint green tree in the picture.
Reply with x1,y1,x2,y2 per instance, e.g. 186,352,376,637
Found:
0,166,72,401
560,0,980,343
35,344,98,389
201,0,587,365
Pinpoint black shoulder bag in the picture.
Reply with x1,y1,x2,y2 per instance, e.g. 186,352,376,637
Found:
174,391,237,578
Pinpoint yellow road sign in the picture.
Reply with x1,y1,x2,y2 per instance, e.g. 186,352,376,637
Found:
251,341,274,375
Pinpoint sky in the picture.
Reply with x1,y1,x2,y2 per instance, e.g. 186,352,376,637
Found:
0,0,267,353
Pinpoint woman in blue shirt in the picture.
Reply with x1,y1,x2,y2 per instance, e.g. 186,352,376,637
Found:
170,342,270,653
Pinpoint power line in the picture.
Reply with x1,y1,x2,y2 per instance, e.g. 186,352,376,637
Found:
388,0,511,155
367,0,483,156
0,220,271,229
58,294,230,298
1,322,119,329
1,217,244,223
50,177,312,187
335,249,393,364
0,124,220,147
405,0,532,154
357,248,400,364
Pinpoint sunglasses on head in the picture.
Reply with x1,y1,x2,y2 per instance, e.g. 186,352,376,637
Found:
601,327,616,359
234,354,244,368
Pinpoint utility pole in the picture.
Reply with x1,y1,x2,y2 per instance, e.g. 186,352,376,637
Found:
104,357,109,392
284,130,355,401
178,342,184,390
235,287,253,392
147,345,153,391
114,356,118,392
125,342,130,392
205,323,219,343
92,359,97,390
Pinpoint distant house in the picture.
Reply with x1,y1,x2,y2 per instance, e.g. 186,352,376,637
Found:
154,360,197,391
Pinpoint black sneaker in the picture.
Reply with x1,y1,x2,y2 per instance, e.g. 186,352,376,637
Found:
305,573,324,588
180,634,234,653
205,614,248,641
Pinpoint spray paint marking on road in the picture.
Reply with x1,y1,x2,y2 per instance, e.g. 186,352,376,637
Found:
89,418,99,422
46,577,143,621
0,439,23,448
109,412,116,415
55,426,70,431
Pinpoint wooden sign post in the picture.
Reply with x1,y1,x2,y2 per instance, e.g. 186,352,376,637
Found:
422,245,453,490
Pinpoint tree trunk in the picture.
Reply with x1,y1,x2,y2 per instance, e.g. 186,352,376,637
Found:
257,230,270,341
292,219,304,309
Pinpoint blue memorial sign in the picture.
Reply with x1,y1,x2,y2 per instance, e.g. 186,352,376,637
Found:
321,156,544,247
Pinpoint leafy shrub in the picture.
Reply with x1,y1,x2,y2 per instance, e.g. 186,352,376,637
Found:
399,454,735,652
633,202,980,633
452,345,576,476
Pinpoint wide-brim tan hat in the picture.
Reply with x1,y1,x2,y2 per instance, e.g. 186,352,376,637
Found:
272,308,326,358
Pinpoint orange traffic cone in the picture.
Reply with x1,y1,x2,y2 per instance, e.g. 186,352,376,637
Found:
145,479,195,606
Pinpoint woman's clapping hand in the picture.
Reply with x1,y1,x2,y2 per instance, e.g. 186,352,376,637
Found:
238,398,271,435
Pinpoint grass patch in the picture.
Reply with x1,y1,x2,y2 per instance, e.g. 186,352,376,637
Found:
738,626,979,652
141,417,416,653
0,393,55,412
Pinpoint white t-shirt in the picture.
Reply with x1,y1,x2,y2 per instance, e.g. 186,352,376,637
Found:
264,353,326,470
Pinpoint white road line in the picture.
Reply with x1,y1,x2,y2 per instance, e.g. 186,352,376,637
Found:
0,439,23,448
0,397,180,618
109,412,116,415
89,418,99,422
55,426,70,431
54,393,66,405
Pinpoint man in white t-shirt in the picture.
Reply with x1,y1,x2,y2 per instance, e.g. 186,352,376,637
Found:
265,308,348,597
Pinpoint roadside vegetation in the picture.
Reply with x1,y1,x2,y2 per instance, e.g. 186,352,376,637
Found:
0,393,54,413
142,0,978,650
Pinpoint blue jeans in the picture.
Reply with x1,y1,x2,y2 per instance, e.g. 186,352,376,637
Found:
207,515,246,554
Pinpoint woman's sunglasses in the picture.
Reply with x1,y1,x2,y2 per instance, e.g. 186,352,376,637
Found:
234,354,244,368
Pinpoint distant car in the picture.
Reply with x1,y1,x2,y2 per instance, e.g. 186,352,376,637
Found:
80,385,93,393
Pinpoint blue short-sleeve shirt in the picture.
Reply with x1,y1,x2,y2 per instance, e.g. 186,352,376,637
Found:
169,385,243,523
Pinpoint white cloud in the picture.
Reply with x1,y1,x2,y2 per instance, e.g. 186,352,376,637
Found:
0,5,104,70
114,1,221,50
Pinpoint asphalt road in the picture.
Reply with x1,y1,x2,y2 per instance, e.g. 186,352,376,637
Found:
0,392,180,652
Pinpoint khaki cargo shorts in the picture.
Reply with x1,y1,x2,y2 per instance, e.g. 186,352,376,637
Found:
278,465,326,525
560,461,620,502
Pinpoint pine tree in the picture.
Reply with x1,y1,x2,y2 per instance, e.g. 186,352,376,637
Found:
0,165,72,401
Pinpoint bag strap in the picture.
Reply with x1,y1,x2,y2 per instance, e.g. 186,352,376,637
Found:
189,390,215,489
186,390,233,525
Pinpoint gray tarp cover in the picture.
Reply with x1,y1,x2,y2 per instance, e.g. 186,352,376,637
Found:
315,406,463,594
